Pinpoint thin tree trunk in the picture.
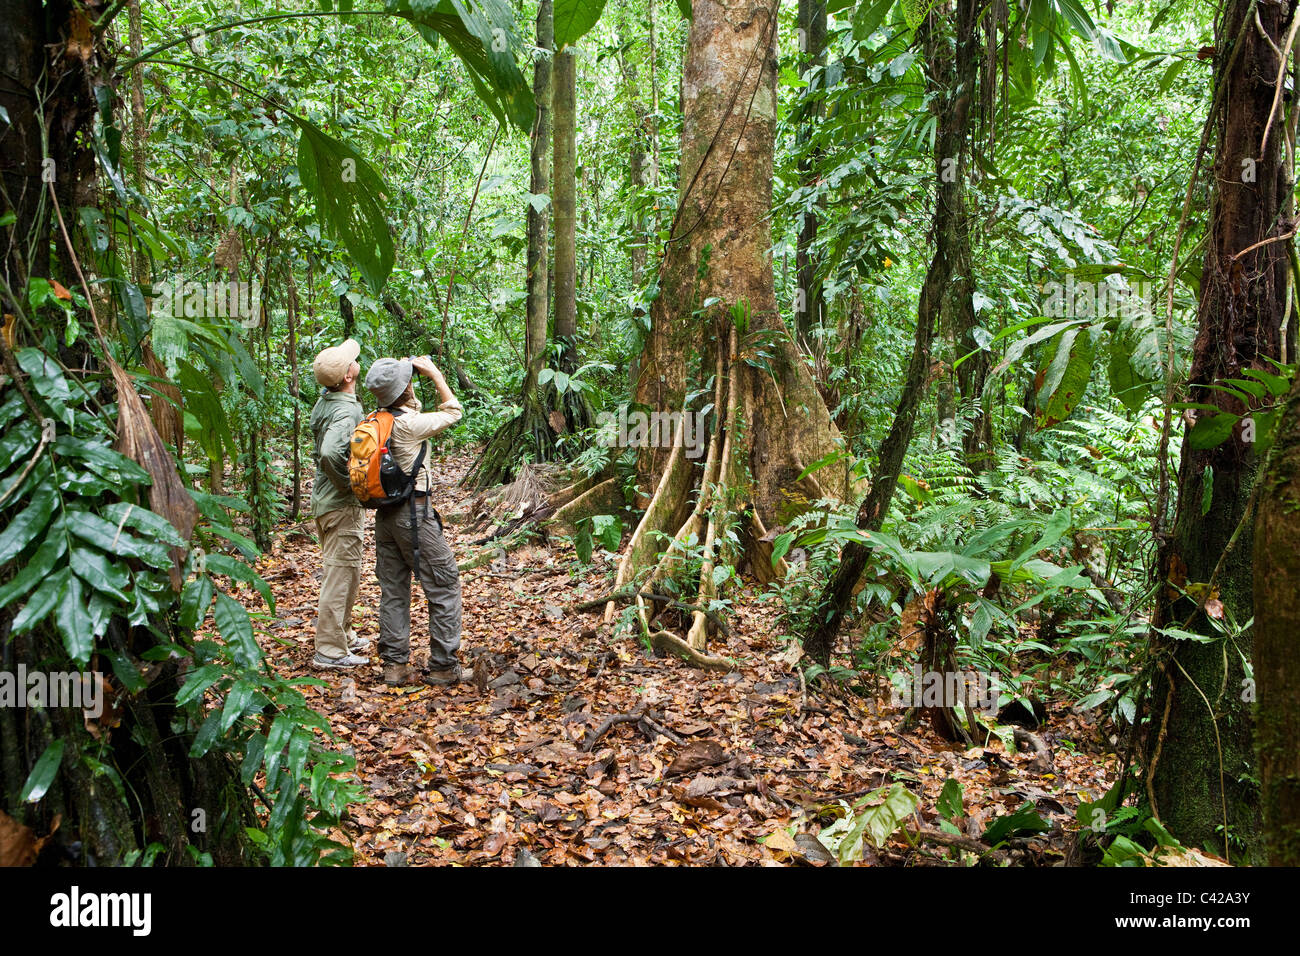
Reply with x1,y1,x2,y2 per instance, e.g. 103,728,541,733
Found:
802,1,983,667
526,0,554,400
794,0,827,352
287,269,303,521
553,46,578,375
463,1,559,489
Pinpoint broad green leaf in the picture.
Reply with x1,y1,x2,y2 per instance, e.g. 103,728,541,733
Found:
1010,507,1071,575
554,0,607,49
189,708,224,758
295,118,395,295
55,573,93,663
384,0,533,131
0,528,66,609
16,348,73,425
20,740,64,803
206,553,275,612
65,509,170,567
214,591,260,668
1187,411,1238,450
982,801,1049,846
70,546,131,604
11,567,70,633
102,502,188,548
0,484,57,566
573,519,593,564
590,514,622,552
179,574,215,630
852,0,895,40
221,679,256,733
938,778,964,821
1036,327,1095,427
858,783,921,852
53,435,150,485
771,531,795,567
176,663,224,707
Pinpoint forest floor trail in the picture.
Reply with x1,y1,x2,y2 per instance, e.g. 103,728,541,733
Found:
233,453,1119,865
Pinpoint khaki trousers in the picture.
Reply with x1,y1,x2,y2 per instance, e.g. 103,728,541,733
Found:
314,505,363,659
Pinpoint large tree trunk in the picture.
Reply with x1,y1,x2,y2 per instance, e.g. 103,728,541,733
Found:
466,0,558,488
1147,0,1289,861
802,1,983,668
605,0,849,655
1254,369,1300,865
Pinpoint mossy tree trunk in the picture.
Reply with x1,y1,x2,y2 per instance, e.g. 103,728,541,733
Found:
1254,368,1300,865
1147,0,1289,861
794,0,827,354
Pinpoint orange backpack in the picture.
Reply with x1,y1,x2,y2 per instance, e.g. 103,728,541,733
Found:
348,408,426,508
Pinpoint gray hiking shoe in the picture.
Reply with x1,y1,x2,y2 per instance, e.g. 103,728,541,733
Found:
313,651,369,670
383,663,416,686
423,663,463,686
346,630,372,653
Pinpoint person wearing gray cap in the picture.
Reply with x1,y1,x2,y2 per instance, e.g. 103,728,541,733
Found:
309,338,372,669
364,354,464,686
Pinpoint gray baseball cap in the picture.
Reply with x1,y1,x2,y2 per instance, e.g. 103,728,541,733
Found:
365,357,413,407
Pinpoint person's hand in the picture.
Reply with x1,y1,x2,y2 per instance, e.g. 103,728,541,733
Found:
410,355,439,379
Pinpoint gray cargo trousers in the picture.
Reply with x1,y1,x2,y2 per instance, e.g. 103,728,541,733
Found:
374,498,462,669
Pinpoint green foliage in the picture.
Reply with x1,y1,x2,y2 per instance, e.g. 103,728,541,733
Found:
816,783,921,864
554,0,609,49
296,119,396,294
1,345,359,864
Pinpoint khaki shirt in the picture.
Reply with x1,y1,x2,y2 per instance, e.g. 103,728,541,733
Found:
389,395,462,492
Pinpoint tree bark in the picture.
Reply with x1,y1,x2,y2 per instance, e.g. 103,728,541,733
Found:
794,0,827,352
1254,368,1300,865
553,46,578,376
527,0,554,405
464,0,559,489
1147,0,1289,861
0,0,258,865
606,0,849,651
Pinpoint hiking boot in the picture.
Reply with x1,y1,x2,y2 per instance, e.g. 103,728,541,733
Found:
383,663,416,686
423,663,463,686
346,630,372,653
313,651,369,670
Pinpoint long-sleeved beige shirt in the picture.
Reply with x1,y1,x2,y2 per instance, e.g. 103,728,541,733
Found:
389,394,462,493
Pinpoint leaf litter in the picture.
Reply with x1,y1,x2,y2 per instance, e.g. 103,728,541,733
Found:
222,454,1120,866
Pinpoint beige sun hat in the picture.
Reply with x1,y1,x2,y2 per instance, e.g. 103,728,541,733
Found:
312,338,361,387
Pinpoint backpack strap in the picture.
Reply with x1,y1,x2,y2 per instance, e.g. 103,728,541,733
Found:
407,440,428,578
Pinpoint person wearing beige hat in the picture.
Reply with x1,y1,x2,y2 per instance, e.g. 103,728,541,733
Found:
309,338,370,669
